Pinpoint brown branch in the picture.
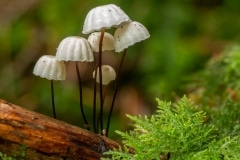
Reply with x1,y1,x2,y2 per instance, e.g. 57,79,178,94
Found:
0,99,120,159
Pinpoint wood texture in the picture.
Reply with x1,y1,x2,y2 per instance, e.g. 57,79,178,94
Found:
0,99,120,159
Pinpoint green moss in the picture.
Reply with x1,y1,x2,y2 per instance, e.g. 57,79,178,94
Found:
102,96,240,159
0,145,26,160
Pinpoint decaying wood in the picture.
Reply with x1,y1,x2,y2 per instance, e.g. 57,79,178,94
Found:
0,99,120,159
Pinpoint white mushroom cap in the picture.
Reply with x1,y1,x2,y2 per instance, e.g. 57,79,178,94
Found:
114,21,150,52
56,36,94,62
93,65,116,85
33,55,66,80
82,4,131,34
88,32,114,52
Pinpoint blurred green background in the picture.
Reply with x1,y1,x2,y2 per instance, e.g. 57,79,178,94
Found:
1,0,240,138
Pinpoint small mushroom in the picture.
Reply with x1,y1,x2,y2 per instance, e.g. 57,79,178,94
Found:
114,21,150,52
93,65,116,134
106,21,150,136
56,36,94,62
88,32,114,52
82,4,131,34
33,55,66,119
93,65,116,85
56,36,94,129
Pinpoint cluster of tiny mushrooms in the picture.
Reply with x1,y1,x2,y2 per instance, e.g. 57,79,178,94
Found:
33,4,150,137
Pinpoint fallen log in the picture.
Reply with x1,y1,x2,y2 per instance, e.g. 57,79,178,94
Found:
0,99,120,159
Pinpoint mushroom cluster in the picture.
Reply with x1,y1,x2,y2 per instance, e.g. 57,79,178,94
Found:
33,4,150,136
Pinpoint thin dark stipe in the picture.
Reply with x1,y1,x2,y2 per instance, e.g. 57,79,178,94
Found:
98,29,105,134
106,48,127,137
75,62,89,130
167,152,171,160
51,80,56,119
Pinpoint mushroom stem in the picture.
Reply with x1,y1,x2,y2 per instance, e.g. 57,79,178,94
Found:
96,85,108,134
98,29,105,134
106,48,127,137
50,80,56,119
75,62,89,130
103,85,107,102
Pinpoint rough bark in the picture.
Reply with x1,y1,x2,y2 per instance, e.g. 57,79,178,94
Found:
0,99,120,160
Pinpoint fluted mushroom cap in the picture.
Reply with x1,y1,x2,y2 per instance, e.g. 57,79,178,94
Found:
82,4,131,34
33,55,66,80
88,32,114,52
114,21,150,52
93,65,116,85
56,36,94,62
